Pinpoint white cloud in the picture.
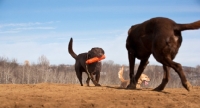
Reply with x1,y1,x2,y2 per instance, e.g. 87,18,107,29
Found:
0,30,20,34
0,21,58,28
0,21,58,34
13,26,56,30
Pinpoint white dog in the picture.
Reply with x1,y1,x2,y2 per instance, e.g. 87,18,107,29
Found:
118,66,150,88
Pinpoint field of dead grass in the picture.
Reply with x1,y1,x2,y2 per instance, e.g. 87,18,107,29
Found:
0,83,200,108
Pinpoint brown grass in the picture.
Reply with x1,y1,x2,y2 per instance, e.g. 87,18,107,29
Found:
0,83,200,108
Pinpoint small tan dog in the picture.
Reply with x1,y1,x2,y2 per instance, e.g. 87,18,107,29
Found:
118,66,150,88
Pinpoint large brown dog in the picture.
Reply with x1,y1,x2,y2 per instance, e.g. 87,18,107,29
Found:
118,66,150,88
68,38,105,86
126,17,200,91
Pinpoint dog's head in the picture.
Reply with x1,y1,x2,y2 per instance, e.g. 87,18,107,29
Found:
88,47,105,58
138,74,150,85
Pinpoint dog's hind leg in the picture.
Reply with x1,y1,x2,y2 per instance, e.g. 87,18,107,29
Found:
76,70,83,86
161,58,192,91
170,62,192,91
153,65,170,91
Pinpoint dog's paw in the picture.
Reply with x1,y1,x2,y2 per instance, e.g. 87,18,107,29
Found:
153,87,163,91
184,81,193,92
95,84,101,86
153,84,165,91
126,84,136,89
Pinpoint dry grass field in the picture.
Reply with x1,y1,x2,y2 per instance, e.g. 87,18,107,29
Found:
0,83,200,108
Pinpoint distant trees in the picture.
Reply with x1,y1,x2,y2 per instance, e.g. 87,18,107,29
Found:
0,56,199,88
0,57,18,84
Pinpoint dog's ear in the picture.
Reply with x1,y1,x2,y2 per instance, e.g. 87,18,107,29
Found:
101,48,105,54
87,50,92,58
87,49,95,58
88,48,97,56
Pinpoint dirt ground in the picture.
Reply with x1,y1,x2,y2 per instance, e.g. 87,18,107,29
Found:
0,83,199,108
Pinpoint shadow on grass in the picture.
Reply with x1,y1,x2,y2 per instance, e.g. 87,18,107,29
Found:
104,85,170,94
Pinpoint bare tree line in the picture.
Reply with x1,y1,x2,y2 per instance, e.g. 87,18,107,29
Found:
0,56,199,88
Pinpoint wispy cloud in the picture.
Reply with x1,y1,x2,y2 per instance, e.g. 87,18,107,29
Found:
0,22,40,28
0,21,58,34
14,27,56,30
0,30,20,34
0,21,58,28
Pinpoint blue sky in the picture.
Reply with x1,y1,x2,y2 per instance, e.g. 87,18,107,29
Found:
0,0,200,67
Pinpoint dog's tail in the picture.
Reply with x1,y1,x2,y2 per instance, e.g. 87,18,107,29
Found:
68,38,77,59
174,20,200,31
118,66,126,82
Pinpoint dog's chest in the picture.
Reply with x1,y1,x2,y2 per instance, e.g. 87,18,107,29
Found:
87,62,101,72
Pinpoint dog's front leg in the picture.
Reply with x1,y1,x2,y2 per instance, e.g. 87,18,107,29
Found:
95,72,100,84
90,73,101,86
86,77,90,86
135,59,149,89
126,50,137,89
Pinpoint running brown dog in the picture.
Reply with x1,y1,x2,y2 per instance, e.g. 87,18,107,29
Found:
126,17,200,91
68,38,105,86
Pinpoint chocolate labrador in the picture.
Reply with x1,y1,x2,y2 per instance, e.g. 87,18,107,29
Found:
68,38,105,86
126,17,200,91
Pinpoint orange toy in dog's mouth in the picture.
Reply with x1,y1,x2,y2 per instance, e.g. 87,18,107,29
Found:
86,55,106,64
